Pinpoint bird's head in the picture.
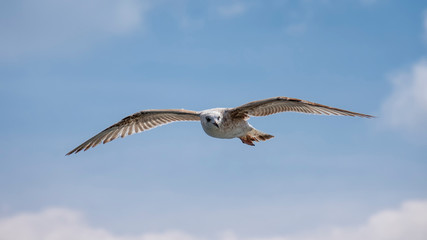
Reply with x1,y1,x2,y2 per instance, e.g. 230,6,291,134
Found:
200,110,222,129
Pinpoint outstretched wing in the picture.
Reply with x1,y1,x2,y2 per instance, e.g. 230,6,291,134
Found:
66,109,200,155
229,97,374,119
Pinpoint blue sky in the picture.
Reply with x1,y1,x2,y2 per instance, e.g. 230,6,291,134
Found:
1,0,427,239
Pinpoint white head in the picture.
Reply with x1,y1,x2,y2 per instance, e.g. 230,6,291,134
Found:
200,109,223,130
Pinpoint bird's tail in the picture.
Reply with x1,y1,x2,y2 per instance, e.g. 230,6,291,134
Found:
239,129,274,146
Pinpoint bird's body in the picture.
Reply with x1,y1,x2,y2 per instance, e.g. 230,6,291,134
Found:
200,108,249,139
66,96,373,155
199,108,273,145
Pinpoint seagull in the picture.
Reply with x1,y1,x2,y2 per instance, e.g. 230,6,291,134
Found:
66,96,373,155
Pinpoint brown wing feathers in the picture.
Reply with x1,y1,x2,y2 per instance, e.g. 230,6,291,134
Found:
230,97,374,118
66,109,199,155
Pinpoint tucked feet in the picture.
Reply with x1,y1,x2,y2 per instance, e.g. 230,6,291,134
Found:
239,130,274,146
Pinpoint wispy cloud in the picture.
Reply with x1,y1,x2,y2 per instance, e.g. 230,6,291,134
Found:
1,200,427,240
0,0,149,61
217,2,247,18
174,1,247,31
381,59,427,137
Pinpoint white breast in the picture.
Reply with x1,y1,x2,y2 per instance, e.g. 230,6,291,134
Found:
201,117,252,139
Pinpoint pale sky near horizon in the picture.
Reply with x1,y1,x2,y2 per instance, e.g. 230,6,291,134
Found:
1,0,427,239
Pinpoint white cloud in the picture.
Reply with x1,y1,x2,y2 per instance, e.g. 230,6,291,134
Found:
381,59,427,136
0,0,149,61
1,200,427,240
217,3,247,18
283,200,427,240
0,208,197,240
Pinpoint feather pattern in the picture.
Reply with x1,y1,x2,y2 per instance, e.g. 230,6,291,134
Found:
229,96,374,119
66,109,200,155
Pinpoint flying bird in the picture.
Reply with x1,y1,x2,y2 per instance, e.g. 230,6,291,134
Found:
66,96,373,155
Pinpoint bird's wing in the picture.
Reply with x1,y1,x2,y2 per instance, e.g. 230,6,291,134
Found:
66,109,200,155
229,97,374,119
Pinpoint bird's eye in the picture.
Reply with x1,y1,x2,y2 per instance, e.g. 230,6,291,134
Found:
206,117,211,122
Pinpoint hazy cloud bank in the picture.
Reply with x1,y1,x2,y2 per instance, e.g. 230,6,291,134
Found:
1,199,426,240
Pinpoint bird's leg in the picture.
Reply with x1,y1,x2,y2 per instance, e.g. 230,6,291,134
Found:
239,129,274,146
239,136,256,146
